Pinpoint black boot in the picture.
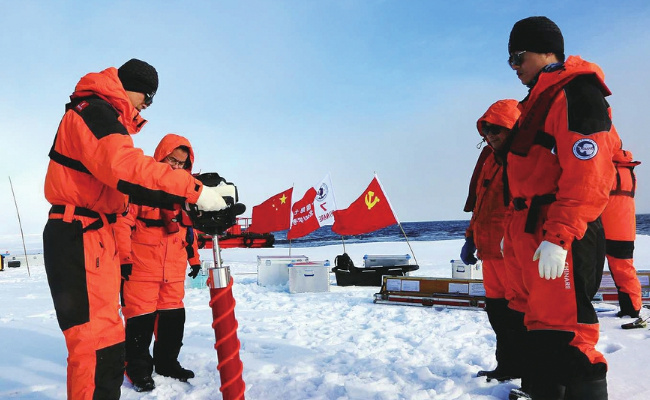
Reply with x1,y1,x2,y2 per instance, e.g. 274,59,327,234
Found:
564,378,608,400
528,383,565,400
154,308,195,382
508,388,532,400
526,330,607,400
524,331,568,400
479,299,525,381
125,312,157,392
508,377,534,400
616,291,640,318
477,368,518,382
131,376,155,393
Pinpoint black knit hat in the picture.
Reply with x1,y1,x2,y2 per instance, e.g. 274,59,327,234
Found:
118,58,158,94
508,16,564,55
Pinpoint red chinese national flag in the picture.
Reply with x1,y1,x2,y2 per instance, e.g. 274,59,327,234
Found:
332,176,397,235
287,187,320,239
247,188,293,233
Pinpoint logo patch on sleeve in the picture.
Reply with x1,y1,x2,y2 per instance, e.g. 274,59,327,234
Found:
75,100,89,112
572,138,598,160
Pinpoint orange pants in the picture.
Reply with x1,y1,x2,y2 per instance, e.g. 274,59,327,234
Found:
121,280,185,319
601,193,642,312
482,258,528,377
482,258,509,299
44,214,125,400
502,237,528,314
504,206,607,383
121,280,186,382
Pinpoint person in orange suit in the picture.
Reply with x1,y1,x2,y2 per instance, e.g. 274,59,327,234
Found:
502,17,620,399
462,99,522,382
115,134,202,392
601,148,642,318
43,59,228,400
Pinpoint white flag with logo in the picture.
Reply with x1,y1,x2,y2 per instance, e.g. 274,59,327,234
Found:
313,173,337,226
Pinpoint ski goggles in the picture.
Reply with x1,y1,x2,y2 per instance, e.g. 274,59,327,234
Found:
144,91,155,106
508,50,527,67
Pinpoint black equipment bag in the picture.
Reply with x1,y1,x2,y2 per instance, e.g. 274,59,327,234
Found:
331,253,419,287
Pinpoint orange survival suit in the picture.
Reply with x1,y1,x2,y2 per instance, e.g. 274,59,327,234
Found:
43,68,203,399
601,148,642,317
114,134,200,384
467,99,520,299
503,56,620,388
465,99,522,380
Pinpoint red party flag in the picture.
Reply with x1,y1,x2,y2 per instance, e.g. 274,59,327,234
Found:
332,176,397,235
287,187,320,239
247,188,293,233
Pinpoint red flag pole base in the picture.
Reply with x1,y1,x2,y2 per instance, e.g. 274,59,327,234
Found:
208,271,246,400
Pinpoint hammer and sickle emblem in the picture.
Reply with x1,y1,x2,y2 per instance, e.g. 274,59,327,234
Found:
365,191,380,210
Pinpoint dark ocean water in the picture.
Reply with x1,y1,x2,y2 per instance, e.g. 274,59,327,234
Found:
274,214,650,248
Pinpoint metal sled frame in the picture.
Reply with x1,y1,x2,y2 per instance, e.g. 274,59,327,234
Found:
373,275,486,310
374,271,650,310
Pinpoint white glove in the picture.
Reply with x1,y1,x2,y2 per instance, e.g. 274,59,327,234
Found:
533,240,568,280
195,186,227,211
214,182,237,202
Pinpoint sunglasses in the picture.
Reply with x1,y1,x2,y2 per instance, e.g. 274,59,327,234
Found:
144,91,155,106
482,123,506,137
507,50,527,67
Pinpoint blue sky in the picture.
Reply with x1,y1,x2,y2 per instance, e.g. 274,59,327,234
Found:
1,1,649,251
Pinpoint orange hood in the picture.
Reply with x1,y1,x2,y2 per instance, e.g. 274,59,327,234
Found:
476,99,521,139
154,133,195,172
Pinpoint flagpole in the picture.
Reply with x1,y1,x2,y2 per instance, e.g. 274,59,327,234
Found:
8,176,30,277
374,173,418,266
340,236,346,254
289,183,294,257
396,222,418,266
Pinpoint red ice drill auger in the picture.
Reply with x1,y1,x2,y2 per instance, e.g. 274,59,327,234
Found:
188,173,246,400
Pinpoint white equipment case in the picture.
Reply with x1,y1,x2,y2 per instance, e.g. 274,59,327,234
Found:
288,261,331,293
451,259,483,280
257,255,309,286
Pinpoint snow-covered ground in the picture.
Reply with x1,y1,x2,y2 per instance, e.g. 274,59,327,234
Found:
2,237,650,399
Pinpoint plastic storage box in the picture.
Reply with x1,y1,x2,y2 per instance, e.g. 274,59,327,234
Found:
257,255,309,286
363,254,411,268
450,259,483,279
288,261,331,293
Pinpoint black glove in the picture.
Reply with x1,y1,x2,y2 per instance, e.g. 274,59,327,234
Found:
121,264,132,281
460,237,478,265
188,264,201,279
